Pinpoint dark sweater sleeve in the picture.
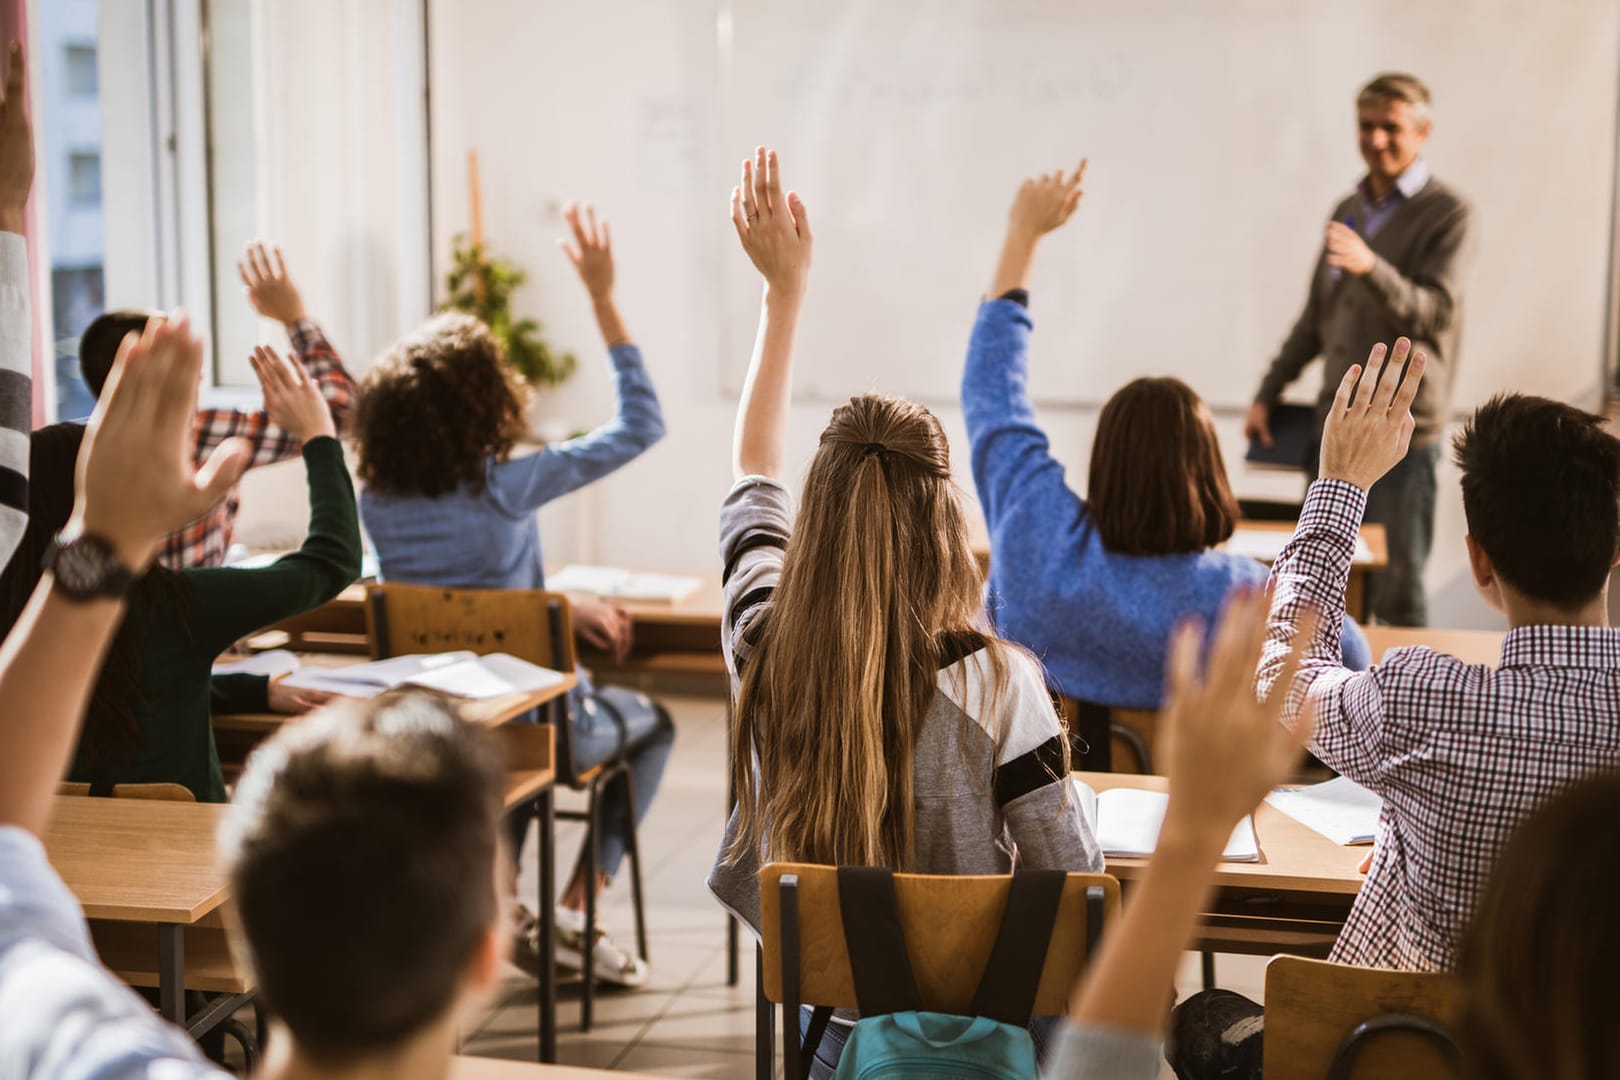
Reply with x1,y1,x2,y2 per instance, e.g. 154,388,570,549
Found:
210,674,270,714
182,436,363,658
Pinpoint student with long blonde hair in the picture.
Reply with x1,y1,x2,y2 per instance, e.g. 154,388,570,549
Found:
707,148,1101,1077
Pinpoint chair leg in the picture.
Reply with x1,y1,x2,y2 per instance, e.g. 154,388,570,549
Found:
1202,950,1217,991
621,768,649,963
580,778,601,1033
755,946,775,1080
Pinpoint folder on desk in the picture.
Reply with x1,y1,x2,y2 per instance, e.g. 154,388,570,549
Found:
1246,403,1316,472
1073,779,1259,861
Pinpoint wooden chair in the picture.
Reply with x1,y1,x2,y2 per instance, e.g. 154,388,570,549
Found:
757,863,1121,1080
56,781,197,801
364,582,649,1032
1056,695,1159,774
1264,956,1462,1080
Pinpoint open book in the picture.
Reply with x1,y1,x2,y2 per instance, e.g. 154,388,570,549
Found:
1073,779,1259,862
280,652,567,701
547,564,702,605
1265,776,1381,846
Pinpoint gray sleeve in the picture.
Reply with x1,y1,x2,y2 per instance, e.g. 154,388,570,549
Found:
1361,200,1470,341
0,232,30,568
1043,1023,1165,1080
718,475,793,679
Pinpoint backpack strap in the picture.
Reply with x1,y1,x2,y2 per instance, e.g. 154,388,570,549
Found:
836,866,923,1015
969,869,1068,1025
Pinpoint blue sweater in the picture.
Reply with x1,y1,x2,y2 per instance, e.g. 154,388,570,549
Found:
360,342,665,591
962,299,1369,709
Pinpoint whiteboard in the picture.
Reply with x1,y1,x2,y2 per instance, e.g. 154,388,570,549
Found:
720,0,1620,411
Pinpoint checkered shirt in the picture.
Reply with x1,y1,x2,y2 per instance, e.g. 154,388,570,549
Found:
1259,478,1620,971
157,320,356,569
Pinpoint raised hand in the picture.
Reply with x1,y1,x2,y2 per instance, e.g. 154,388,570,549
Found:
1319,337,1426,491
559,202,615,301
73,315,251,569
0,42,33,234
1160,587,1318,848
1325,221,1375,277
1007,159,1086,239
238,241,308,325
730,147,811,299
249,344,336,442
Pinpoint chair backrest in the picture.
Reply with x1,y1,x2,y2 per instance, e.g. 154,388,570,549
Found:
1264,956,1463,1080
1056,695,1159,774
365,583,577,671
56,781,196,802
758,863,1119,1016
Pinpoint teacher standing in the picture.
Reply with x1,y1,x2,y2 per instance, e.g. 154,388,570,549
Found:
1245,73,1471,627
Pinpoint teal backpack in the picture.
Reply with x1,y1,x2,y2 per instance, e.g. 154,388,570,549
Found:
782,867,1092,1080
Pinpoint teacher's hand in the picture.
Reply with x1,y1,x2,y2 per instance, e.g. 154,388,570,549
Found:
1319,337,1426,491
1325,222,1375,276
1244,402,1273,449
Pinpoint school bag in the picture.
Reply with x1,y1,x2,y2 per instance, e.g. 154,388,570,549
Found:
807,866,1068,1080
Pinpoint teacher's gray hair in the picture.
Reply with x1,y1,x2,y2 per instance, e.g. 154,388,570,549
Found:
1358,73,1432,126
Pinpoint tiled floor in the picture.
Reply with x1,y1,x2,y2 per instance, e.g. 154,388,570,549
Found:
460,692,1269,1079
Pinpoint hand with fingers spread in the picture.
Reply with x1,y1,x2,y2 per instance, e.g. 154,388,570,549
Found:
1319,336,1427,491
250,344,336,442
238,241,307,325
0,41,33,234
1160,589,1319,848
73,315,251,570
731,147,812,299
1325,221,1376,277
558,202,615,302
1008,159,1087,240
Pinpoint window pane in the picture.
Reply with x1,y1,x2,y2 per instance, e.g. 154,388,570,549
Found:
39,0,105,421
204,0,260,387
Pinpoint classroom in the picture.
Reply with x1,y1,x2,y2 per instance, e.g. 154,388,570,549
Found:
2,1,1618,1079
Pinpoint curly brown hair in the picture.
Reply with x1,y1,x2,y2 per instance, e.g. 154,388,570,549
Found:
355,313,531,497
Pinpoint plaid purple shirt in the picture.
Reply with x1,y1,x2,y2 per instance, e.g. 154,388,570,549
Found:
1260,478,1620,971
157,320,356,570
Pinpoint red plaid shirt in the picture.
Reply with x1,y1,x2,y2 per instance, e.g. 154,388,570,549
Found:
1261,479,1620,971
157,320,356,569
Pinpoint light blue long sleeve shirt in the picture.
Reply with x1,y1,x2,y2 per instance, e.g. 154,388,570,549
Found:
962,298,1369,709
360,342,665,590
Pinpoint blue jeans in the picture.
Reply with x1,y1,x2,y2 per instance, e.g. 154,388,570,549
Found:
506,682,675,881
797,1009,1061,1079
1362,442,1439,627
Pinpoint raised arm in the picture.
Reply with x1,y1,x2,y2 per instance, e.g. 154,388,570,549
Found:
961,162,1085,530
0,42,32,567
0,315,248,836
1258,338,1426,786
1049,590,1315,1078
730,147,811,482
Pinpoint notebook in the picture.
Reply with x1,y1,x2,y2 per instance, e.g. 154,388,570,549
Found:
1244,402,1316,472
280,652,567,701
1265,776,1381,846
547,564,702,605
1073,779,1259,861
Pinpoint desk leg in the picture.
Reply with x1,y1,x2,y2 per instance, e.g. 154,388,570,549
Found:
725,694,740,987
159,923,185,1025
537,785,556,1063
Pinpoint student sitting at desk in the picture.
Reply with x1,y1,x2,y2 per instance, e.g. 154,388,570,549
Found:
0,311,525,1080
1170,339,1620,1078
708,148,1102,1077
355,203,669,986
0,336,360,803
961,164,1369,734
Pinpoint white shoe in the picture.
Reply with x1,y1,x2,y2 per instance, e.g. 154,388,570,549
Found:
554,907,649,988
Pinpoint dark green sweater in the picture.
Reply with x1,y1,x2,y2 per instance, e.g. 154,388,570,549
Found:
69,437,362,801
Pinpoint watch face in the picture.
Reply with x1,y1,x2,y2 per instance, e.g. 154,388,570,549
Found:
56,541,106,592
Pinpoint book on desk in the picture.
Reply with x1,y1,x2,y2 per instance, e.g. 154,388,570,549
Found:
269,651,569,701
1074,778,1259,861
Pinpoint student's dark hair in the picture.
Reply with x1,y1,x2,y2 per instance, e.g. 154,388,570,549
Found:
1088,377,1239,556
79,309,161,398
0,423,186,768
1458,769,1620,1080
220,692,506,1063
354,313,530,498
1453,394,1620,610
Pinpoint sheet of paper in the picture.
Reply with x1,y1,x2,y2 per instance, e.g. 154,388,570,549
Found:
402,653,568,700
1265,776,1381,846
212,649,300,680
1073,780,1258,861
1227,528,1374,564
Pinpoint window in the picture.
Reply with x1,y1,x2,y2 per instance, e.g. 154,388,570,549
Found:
64,44,97,97
68,152,101,205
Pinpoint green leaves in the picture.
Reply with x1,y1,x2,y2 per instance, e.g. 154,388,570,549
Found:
444,233,577,387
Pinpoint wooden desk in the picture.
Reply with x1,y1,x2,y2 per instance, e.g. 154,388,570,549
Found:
1364,625,1505,668
564,573,727,684
44,796,231,1024
1079,772,1364,956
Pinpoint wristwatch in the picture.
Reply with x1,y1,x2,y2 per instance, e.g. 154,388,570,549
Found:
42,530,137,601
